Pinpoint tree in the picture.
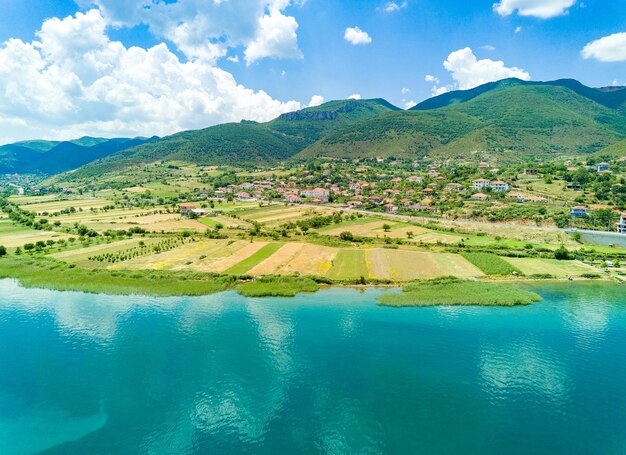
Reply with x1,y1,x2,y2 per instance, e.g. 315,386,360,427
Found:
554,246,571,260
383,224,391,232
340,231,355,242
0,246,6,257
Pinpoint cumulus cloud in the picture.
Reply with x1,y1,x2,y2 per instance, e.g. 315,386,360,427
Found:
344,27,372,45
426,48,530,96
493,0,576,19
401,87,411,95
403,100,417,109
0,9,304,143
347,94,362,100
442,47,530,90
581,32,626,62
383,1,408,13
77,0,303,65
307,95,325,107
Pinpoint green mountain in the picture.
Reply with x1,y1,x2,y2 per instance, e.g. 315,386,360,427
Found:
0,137,156,174
60,99,399,179
412,78,626,111
594,138,626,160
297,81,626,161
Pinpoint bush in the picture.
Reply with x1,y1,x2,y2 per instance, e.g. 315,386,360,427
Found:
554,246,571,260
0,246,6,257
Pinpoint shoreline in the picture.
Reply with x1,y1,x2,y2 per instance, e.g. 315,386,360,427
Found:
0,256,618,305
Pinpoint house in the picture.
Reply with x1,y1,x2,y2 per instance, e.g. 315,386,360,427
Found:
472,179,490,190
384,204,398,213
596,163,610,172
479,162,490,169
191,208,207,217
368,196,384,205
301,188,330,202
526,196,548,204
428,170,440,177
179,203,197,215
285,194,300,203
410,205,437,213
507,193,526,203
470,193,489,201
618,213,626,234
445,183,463,191
408,176,423,183
490,181,510,192
236,192,251,201
571,206,589,217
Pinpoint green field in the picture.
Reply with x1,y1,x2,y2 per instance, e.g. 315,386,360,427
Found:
326,249,368,281
225,242,284,275
461,252,522,276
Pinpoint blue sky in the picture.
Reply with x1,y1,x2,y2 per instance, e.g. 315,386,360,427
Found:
0,0,625,143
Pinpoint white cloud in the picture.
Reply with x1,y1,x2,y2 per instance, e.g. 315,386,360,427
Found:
581,32,626,62
493,0,576,19
344,27,372,45
383,1,408,13
515,26,523,33
0,9,304,143
425,74,439,84
403,100,417,109
308,95,325,107
227,55,240,63
442,47,531,90
347,93,362,100
482,44,496,51
401,87,411,95
78,0,303,65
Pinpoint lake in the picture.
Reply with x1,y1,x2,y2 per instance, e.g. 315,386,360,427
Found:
0,279,625,454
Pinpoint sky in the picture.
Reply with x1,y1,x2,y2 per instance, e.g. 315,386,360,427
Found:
0,0,625,144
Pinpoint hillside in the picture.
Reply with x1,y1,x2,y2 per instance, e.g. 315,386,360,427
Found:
594,139,626,160
298,83,626,161
56,99,399,180
0,137,155,174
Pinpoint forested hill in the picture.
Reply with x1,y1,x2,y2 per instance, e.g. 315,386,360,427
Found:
0,137,156,174
297,81,626,161
57,99,399,179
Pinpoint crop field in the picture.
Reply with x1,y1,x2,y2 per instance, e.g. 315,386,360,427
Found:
19,198,109,213
225,242,284,275
0,224,70,248
504,257,598,278
247,243,338,276
461,252,522,276
51,238,162,267
366,249,483,281
326,249,369,281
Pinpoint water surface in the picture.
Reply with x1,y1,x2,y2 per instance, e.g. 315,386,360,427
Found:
0,280,625,454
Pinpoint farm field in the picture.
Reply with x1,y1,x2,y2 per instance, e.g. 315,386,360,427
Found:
19,198,109,213
248,243,338,276
51,238,162,267
0,223,70,248
366,249,483,281
504,257,598,278
326,249,368,281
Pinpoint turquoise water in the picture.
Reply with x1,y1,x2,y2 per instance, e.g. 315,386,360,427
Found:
0,280,625,454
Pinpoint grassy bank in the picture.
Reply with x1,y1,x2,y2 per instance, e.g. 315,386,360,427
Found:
460,252,522,276
0,256,237,296
237,275,320,297
378,277,541,307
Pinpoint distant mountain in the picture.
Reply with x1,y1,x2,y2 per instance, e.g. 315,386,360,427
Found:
297,80,626,161
59,99,399,179
411,78,626,111
0,137,157,174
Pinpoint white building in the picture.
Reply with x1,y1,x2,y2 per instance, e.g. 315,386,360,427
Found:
301,188,330,201
618,213,626,234
490,181,510,192
472,179,490,190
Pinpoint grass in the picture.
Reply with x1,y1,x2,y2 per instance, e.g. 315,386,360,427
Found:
460,252,522,276
326,249,368,280
236,275,320,297
503,257,597,278
225,242,284,275
378,277,541,307
0,256,236,296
